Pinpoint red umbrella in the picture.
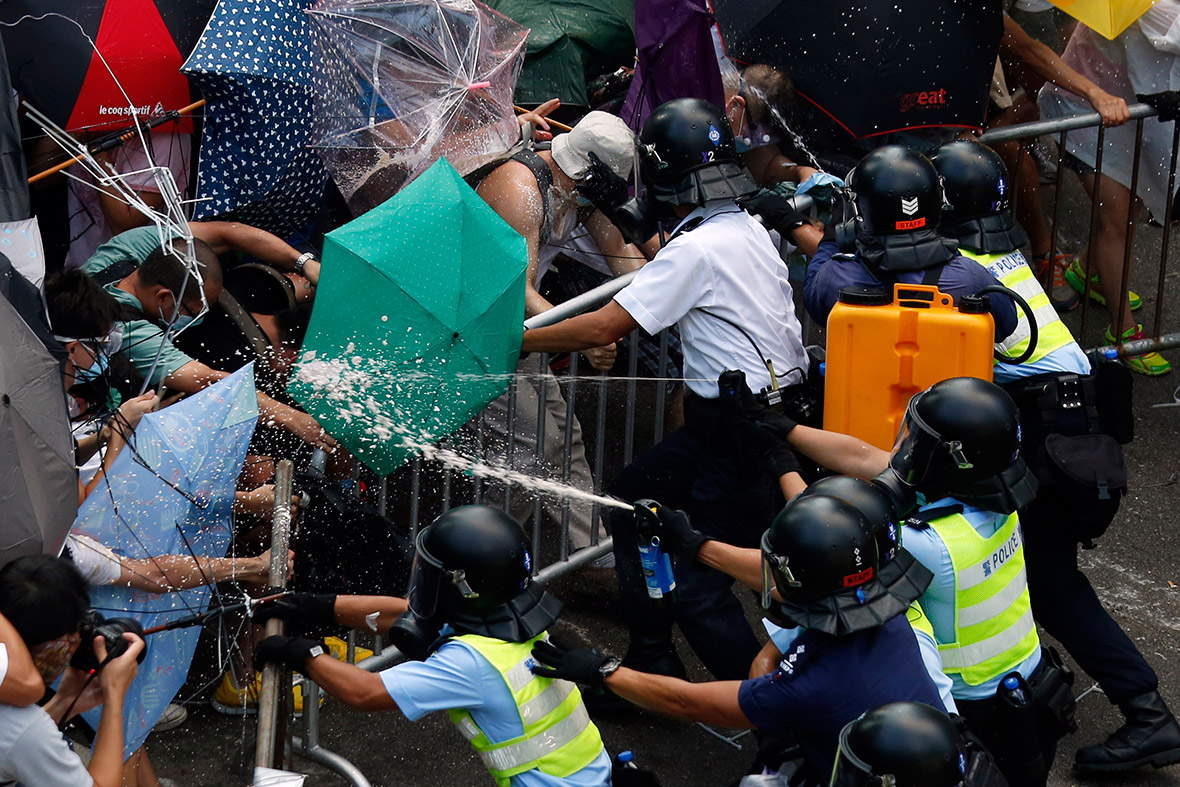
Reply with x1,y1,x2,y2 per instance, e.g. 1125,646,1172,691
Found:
0,0,213,133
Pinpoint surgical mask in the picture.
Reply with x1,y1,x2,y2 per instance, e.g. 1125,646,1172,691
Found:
170,313,200,330
733,102,778,153
73,349,109,382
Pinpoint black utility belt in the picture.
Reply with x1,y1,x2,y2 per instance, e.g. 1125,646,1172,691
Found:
1003,371,1098,413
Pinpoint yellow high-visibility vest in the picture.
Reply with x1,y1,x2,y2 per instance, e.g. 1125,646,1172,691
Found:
449,633,604,786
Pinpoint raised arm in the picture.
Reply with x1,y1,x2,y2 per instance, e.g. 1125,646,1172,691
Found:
786,424,891,479
191,221,320,285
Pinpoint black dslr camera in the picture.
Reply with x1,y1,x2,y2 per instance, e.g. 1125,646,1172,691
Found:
70,611,147,673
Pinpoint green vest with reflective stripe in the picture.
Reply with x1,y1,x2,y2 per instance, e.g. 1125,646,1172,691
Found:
448,633,604,786
927,511,1040,686
907,602,935,641
960,248,1075,364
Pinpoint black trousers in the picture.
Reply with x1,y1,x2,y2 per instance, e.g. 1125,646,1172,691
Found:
1021,486,1158,703
607,418,780,681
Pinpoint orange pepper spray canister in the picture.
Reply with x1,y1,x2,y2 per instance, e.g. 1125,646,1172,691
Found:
823,283,995,449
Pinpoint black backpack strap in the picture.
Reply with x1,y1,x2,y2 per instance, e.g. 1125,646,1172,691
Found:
920,262,947,287
89,258,139,288
510,149,554,243
904,503,965,530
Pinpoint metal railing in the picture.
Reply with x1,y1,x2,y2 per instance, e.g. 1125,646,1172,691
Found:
277,103,1180,784
980,102,1180,358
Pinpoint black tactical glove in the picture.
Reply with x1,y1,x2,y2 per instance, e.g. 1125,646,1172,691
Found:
647,504,708,559
253,592,337,627
736,190,811,234
254,635,327,672
576,151,630,214
530,640,619,688
1138,91,1180,122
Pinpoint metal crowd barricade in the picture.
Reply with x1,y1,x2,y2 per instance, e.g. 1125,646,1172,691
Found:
979,102,1180,357
288,103,1180,784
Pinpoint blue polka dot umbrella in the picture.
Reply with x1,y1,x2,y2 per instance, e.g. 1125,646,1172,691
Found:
182,0,329,237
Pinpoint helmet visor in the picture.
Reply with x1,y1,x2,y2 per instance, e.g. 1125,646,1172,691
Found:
830,723,874,787
405,552,442,619
889,392,974,487
760,530,797,610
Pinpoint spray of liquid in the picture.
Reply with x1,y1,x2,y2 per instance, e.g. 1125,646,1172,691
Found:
743,82,824,172
294,351,634,512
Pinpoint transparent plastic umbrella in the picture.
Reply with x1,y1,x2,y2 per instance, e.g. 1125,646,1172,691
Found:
307,0,528,215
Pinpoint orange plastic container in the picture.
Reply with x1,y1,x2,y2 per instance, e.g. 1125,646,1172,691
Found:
823,283,995,449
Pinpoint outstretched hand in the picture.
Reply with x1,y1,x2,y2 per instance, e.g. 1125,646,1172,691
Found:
530,640,615,688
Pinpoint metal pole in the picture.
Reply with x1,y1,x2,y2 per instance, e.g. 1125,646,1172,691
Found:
1044,130,1068,290
979,103,1158,144
1153,122,1180,338
1079,124,1106,339
1114,120,1145,349
623,331,639,466
592,371,607,544
653,331,670,440
505,373,517,513
254,460,294,771
560,353,578,561
533,353,548,570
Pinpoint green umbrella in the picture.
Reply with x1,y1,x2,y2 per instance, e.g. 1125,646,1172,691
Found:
486,0,635,106
288,158,527,476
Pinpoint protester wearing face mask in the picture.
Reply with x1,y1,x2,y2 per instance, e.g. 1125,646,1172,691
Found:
79,233,336,451
721,63,819,187
469,110,640,554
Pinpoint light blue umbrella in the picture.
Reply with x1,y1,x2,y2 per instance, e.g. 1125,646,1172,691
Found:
73,365,258,758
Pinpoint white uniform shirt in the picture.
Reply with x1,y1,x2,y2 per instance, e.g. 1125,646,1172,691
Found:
614,202,807,397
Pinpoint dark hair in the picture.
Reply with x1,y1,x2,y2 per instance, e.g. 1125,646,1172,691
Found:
139,237,222,303
0,555,89,647
45,270,121,339
275,302,313,351
740,63,795,136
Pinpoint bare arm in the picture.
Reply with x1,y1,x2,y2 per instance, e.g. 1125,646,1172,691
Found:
786,424,890,479
604,668,753,728
584,210,650,272
790,223,825,259
696,540,765,596
779,471,807,499
0,613,42,706
477,165,553,318
164,361,335,449
305,655,398,711
742,145,819,187
333,595,409,636
1000,14,1129,126
113,549,286,593
90,635,144,787
191,221,320,285
521,300,639,353
750,639,783,679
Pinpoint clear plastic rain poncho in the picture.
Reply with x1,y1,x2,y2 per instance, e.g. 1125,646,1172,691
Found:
307,0,528,214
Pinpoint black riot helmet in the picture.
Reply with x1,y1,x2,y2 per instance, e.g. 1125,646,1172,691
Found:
761,495,917,636
798,476,901,563
890,377,1038,514
390,506,561,657
930,140,1029,254
832,703,967,787
638,97,759,207
849,146,944,236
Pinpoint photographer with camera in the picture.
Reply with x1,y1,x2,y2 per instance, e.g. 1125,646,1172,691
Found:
0,555,145,787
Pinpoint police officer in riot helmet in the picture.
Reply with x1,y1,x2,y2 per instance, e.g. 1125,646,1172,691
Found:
253,506,613,786
931,140,1180,774
529,495,943,783
833,702,970,787
521,97,810,687
889,377,1038,515
759,378,1075,787
742,145,1018,342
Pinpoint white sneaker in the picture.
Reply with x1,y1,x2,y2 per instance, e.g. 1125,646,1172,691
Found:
153,703,188,732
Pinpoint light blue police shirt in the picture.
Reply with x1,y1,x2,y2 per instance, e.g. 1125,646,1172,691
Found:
901,498,1041,699
381,639,612,787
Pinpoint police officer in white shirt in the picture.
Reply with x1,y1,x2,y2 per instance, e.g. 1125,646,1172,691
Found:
521,98,809,686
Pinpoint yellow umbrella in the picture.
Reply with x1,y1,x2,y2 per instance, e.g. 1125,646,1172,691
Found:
1049,0,1156,40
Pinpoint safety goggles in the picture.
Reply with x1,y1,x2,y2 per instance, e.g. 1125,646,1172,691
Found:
53,323,124,358
888,391,974,487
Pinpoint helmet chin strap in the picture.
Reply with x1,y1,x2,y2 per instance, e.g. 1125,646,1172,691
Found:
448,583,563,643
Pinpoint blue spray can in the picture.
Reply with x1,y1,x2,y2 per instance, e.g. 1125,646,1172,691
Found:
633,500,676,605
